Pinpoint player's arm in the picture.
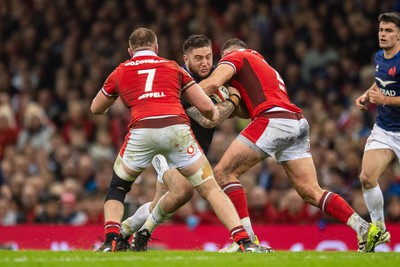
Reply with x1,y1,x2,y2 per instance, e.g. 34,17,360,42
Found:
382,93,400,106
183,82,219,121
198,64,235,95
91,89,118,114
234,99,250,119
186,94,240,128
355,82,376,111
368,83,400,106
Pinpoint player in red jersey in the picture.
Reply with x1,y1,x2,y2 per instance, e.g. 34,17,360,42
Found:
91,28,269,253
199,38,382,253
118,35,265,252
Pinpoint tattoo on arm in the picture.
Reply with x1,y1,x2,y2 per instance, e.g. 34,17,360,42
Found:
186,101,235,128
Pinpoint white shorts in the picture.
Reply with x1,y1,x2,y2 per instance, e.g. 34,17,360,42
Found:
238,113,312,163
365,124,400,161
118,124,203,172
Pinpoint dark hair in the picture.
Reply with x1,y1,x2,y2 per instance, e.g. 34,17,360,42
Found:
129,27,157,50
221,38,248,53
379,12,400,27
182,35,212,54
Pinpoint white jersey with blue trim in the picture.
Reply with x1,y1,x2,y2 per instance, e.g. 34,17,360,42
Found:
374,50,400,132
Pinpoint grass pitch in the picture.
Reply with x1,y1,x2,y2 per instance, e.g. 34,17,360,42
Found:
1,250,399,267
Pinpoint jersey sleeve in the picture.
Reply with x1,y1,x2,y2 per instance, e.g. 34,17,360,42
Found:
217,52,244,75
179,66,196,93
101,67,120,97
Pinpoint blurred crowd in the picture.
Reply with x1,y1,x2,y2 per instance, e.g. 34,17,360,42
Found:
0,0,400,228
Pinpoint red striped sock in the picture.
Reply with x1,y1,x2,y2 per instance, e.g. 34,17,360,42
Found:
230,225,250,244
319,191,354,223
104,221,120,240
222,182,249,219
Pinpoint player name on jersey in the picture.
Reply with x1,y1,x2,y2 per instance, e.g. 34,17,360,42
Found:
138,92,166,100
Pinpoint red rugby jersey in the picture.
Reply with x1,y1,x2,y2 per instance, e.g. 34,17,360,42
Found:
218,49,302,120
102,51,195,128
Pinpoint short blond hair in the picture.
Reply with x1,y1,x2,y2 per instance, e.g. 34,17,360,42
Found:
129,27,157,50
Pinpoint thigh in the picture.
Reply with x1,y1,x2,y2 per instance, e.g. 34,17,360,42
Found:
363,125,396,179
119,128,158,171
164,124,203,169
282,157,323,205
120,125,203,171
361,149,395,180
215,138,264,180
240,117,304,161
366,124,400,159
278,118,312,162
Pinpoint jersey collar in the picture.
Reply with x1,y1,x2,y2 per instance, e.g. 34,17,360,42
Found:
132,50,157,58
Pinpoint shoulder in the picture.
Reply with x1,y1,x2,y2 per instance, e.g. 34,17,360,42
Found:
375,50,384,60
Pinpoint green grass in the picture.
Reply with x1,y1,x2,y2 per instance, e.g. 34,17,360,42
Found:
0,251,399,267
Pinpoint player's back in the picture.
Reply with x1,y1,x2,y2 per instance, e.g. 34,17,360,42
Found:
220,49,301,119
114,53,194,127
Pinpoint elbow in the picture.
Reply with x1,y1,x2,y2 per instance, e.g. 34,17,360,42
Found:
198,121,215,129
90,102,103,114
90,103,98,114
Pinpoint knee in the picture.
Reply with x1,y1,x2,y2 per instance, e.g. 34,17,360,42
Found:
176,182,195,203
168,178,194,204
359,172,376,189
213,165,224,179
297,188,322,207
105,171,133,203
213,165,236,187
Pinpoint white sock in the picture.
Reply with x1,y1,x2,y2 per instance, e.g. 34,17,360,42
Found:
347,213,370,236
141,200,174,234
363,185,386,231
240,217,256,241
121,202,151,238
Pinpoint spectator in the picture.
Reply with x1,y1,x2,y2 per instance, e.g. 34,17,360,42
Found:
16,182,41,224
34,195,62,224
0,100,19,159
277,188,318,224
248,186,278,224
0,0,399,228
0,197,17,225
387,195,400,223
59,192,87,225
16,102,55,153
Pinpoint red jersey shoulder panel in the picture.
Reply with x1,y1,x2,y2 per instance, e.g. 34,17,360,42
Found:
218,49,301,119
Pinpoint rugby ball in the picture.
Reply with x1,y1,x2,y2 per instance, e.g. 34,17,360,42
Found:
210,86,230,103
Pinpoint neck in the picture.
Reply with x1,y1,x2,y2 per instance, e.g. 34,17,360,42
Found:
383,45,400,59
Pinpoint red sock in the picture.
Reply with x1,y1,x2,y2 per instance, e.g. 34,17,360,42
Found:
319,191,354,223
222,182,249,219
231,225,250,244
104,221,120,239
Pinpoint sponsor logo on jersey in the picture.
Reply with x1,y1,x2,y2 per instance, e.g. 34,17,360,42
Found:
125,59,168,66
187,145,194,154
375,77,396,87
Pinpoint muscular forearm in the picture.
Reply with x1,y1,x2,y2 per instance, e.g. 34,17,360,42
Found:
383,95,400,106
186,95,239,128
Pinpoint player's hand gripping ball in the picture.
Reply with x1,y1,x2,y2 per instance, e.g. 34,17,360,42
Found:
210,86,230,103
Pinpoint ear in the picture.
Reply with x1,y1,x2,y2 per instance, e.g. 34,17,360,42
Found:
128,48,133,57
183,54,188,64
154,44,159,54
